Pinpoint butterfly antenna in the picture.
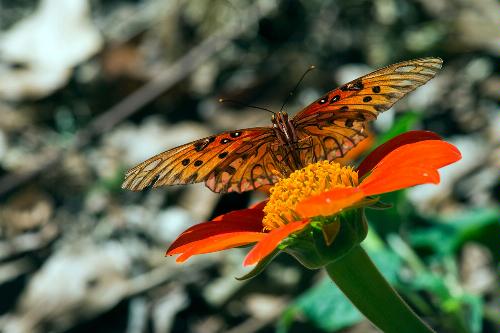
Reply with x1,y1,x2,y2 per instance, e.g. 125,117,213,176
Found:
219,98,275,114
279,65,316,112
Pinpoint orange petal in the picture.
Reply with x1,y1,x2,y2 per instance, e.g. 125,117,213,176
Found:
357,130,442,178
243,220,309,266
167,200,266,254
296,187,365,218
359,140,461,196
172,232,265,262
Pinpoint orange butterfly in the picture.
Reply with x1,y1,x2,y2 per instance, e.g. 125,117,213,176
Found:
122,57,442,193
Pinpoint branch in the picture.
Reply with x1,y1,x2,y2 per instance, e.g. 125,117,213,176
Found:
0,2,276,197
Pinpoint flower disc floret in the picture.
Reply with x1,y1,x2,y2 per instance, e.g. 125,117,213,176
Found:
262,161,358,230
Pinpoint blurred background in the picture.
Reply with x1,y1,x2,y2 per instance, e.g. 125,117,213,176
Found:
0,0,498,332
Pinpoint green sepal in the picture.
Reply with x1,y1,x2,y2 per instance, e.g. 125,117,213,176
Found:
312,208,368,262
235,248,281,281
283,209,368,269
368,199,393,210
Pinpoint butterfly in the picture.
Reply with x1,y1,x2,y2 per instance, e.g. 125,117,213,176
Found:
122,57,443,193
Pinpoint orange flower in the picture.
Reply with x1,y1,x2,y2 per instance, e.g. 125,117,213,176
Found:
166,131,461,267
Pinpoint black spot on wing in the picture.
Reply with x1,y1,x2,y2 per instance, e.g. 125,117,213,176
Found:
187,172,198,182
329,95,340,104
230,131,242,138
352,80,364,90
318,96,328,104
225,166,236,175
194,140,210,152
148,175,160,188
341,79,364,91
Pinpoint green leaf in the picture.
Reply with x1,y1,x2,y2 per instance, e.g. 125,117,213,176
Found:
276,307,300,333
235,248,280,281
410,208,500,255
292,278,363,331
368,246,402,284
460,294,483,333
367,199,393,210
376,112,421,146
366,190,411,236
407,272,451,299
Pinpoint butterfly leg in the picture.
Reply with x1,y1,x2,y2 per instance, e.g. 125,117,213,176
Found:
268,144,293,178
291,136,316,166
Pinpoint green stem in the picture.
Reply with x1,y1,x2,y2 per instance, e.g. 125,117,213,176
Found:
325,245,435,333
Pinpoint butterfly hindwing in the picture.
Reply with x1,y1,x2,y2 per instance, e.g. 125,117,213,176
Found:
122,127,277,192
295,111,369,164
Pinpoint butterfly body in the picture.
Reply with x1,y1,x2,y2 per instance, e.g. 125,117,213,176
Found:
270,111,304,173
122,57,443,193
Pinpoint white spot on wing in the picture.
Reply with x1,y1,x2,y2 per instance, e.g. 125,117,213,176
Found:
142,159,161,172
395,65,416,73
399,79,414,86
421,68,437,75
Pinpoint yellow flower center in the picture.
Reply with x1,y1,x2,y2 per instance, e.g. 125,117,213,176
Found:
263,161,359,230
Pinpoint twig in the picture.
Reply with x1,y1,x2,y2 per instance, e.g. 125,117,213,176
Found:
224,297,288,333
0,224,58,261
0,2,276,197
0,257,33,284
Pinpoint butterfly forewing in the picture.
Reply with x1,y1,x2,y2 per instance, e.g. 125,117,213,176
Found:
291,57,442,164
293,57,443,123
122,128,277,192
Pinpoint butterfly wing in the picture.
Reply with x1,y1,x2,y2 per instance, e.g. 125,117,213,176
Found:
293,57,443,161
121,127,280,193
123,58,443,193
295,114,370,165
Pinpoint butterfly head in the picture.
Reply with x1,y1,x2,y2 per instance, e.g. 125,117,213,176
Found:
272,111,297,144
271,111,288,126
